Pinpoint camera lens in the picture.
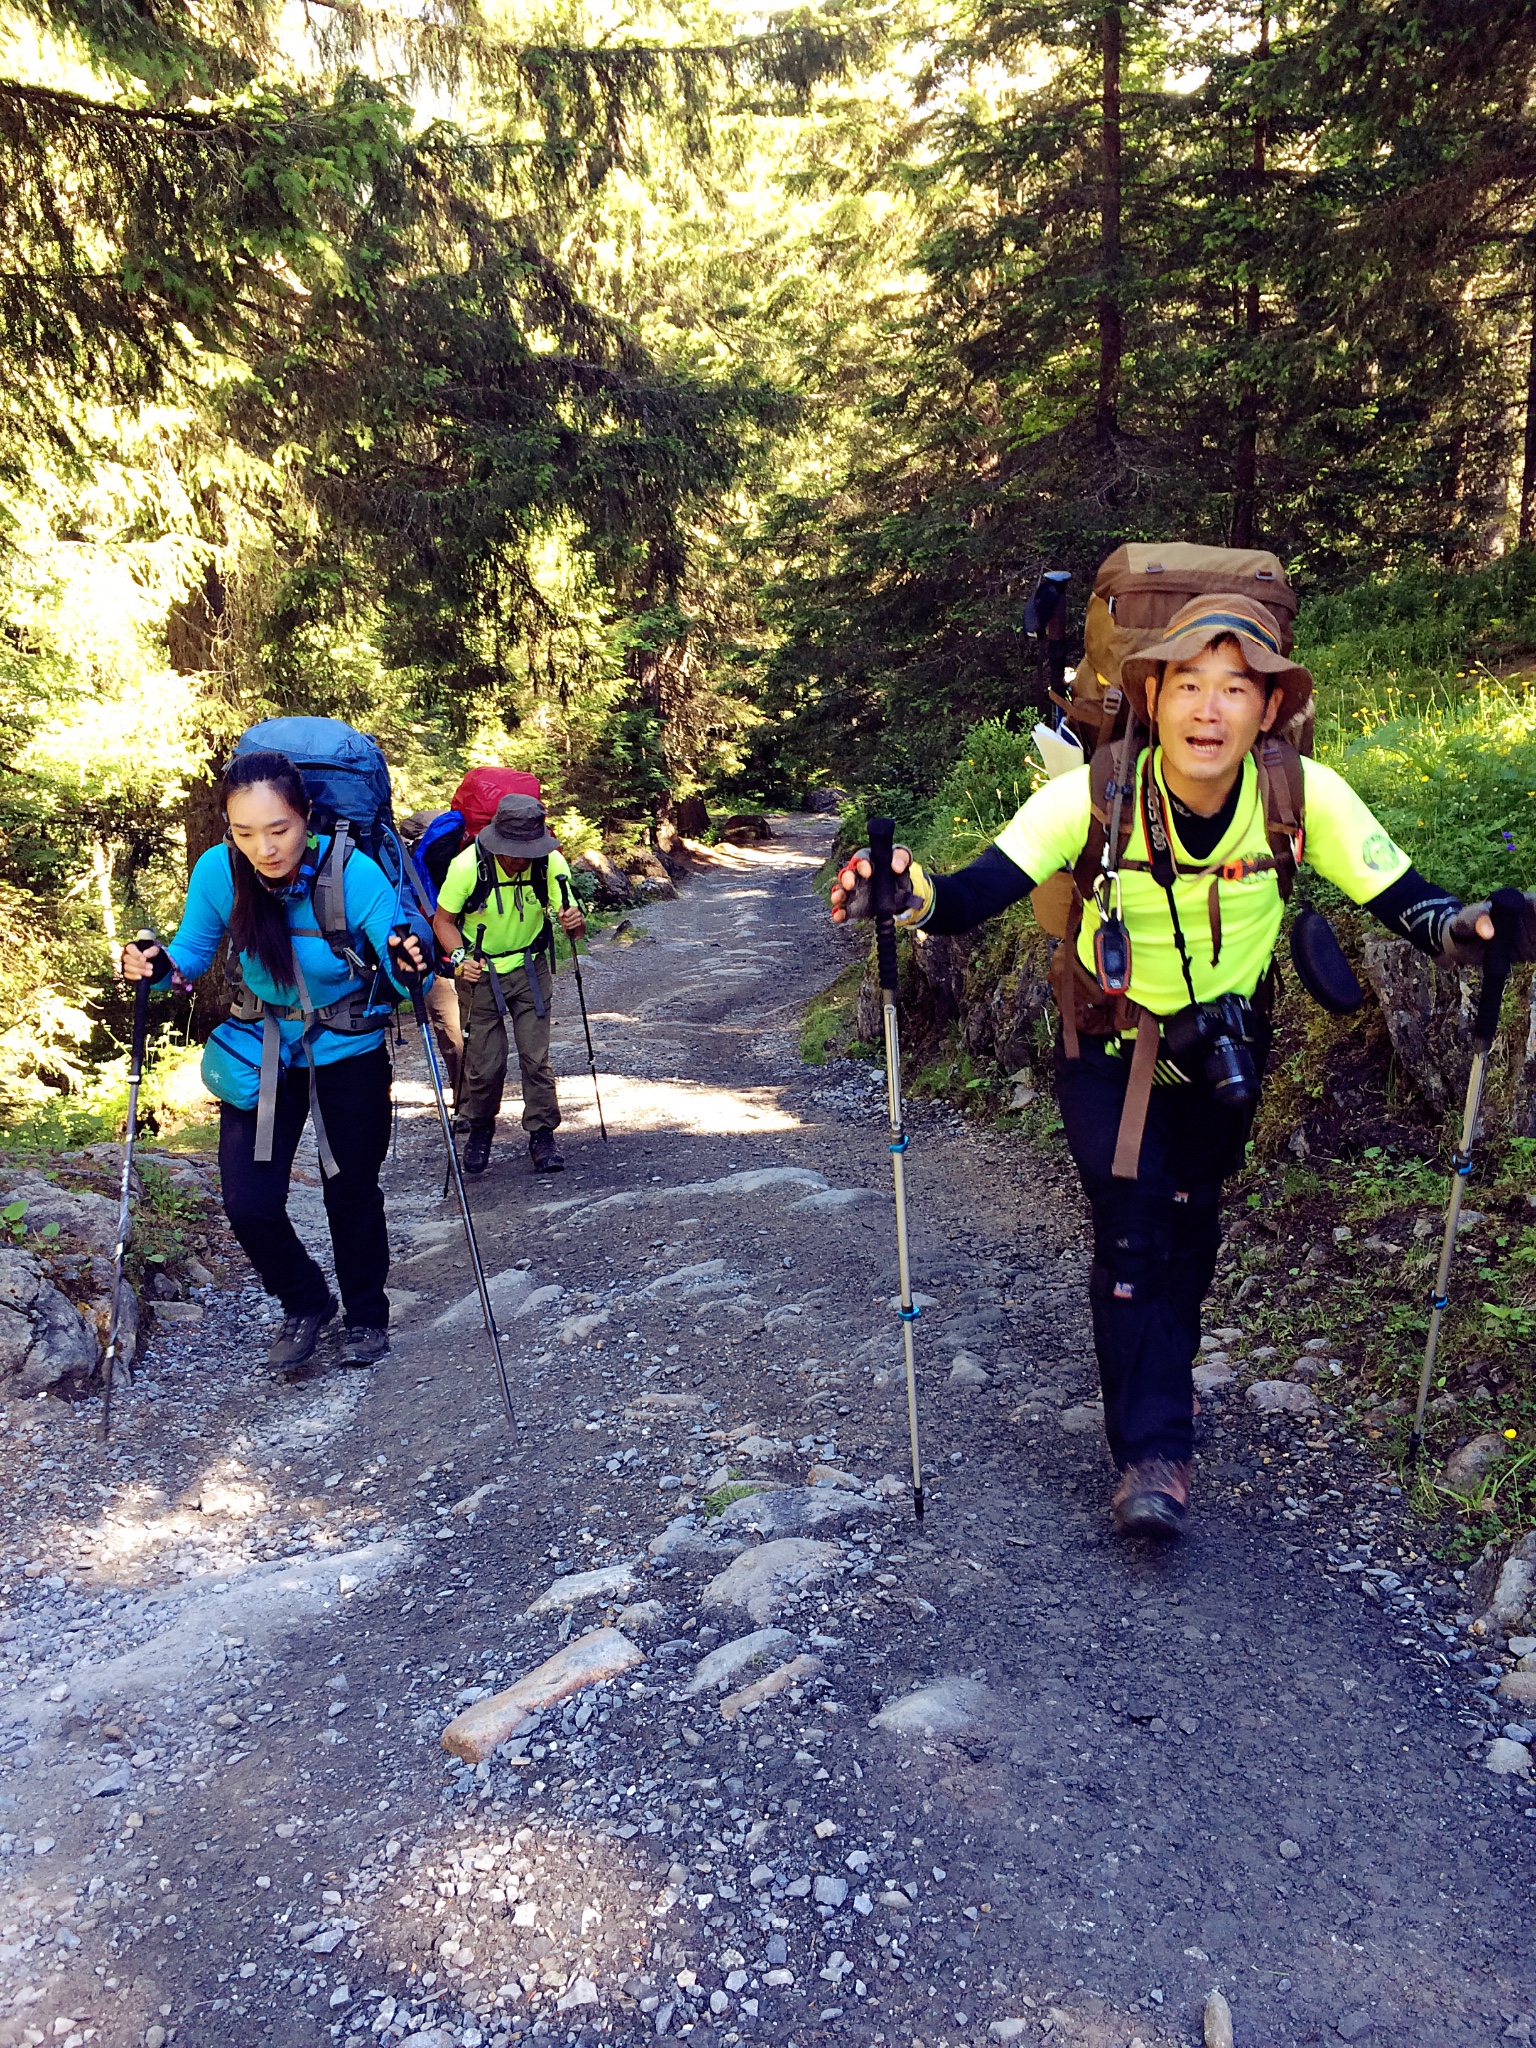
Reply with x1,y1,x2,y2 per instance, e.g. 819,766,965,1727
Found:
1205,1036,1259,1110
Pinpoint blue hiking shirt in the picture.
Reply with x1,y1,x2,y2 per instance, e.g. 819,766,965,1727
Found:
160,838,421,1068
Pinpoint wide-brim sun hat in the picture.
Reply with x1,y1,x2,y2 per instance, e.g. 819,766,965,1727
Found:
478,791,559,858
1120,592,1314,731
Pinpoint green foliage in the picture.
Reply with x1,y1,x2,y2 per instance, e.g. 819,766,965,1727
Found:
910,719,1044,872
702,1480,757,1516
798,957,866,1066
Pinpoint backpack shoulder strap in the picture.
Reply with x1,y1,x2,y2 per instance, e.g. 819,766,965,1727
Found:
1254,737,1305,902
531,855,550,911
313,825,351,955
1072,725,1142,900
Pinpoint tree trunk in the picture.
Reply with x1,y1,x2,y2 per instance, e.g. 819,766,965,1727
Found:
1520,262,1536,546
1096,3,1123,450
1231,8,1269,548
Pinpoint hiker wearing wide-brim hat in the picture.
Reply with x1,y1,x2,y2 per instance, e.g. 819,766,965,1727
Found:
430,792,584,1176
1120,594,1314,734
830,572,1536,1544
478,793,561,859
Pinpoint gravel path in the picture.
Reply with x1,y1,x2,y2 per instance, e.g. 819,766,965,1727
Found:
0,814,1529,2048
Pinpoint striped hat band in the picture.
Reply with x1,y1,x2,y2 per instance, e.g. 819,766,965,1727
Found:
1165,603,1282,656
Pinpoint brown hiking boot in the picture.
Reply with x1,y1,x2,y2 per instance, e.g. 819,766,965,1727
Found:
1112,1458,1191,1540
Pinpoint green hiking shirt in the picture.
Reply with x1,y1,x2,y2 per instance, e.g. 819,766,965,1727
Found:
995,750,1410,1016
438,847,574,971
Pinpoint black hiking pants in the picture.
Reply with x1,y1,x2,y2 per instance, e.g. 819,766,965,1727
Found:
1055,1032,1262,1471
219,1045,392,1330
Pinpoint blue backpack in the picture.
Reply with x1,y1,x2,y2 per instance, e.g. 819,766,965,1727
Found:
404,809,469,913
232,718,435,968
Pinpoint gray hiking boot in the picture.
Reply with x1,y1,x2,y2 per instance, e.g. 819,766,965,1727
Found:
463,1121,494,1175
267,1299,336,1370
341,1326,389,1366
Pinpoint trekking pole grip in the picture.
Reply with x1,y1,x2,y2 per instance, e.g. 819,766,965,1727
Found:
868,817,900,994
129,928,154,1067
391,922,428,1021
1473,887,1526,1046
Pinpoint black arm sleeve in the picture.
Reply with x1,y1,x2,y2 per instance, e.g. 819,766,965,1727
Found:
926,844,1036,935
1363,865,1460,956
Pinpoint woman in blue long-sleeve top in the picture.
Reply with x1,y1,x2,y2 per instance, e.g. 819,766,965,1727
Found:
123,750,428,1372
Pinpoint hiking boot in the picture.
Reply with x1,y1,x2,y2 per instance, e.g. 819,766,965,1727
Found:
341,1325,389,1366
529,1128,564,1173
267,1299,336,1371
462,1121,494,1175
1111,1458,1191,1540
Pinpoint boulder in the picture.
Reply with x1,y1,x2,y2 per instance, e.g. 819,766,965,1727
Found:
721,814,772,842
1358,936,1477,1114
21,1288,99,1392
0,1175,120,1254
619,846,678,899
572,848,636,908
1441,1432,1511,1492
0,1249,104,1392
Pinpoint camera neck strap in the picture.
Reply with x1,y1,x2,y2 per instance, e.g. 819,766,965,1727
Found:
1139,760,1202,1011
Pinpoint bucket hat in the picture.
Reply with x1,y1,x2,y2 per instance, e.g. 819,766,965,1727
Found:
478,792,558,859
1120,593,1313,730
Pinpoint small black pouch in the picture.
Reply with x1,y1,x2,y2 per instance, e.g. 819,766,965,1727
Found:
1290,905,1364,1014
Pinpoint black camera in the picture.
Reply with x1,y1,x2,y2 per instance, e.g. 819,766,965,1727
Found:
1161,993,1261,1111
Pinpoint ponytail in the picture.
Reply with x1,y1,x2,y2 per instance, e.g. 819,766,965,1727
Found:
220,750,310,989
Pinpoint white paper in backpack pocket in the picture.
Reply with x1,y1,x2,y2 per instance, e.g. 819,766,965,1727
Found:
1033,721,1085,780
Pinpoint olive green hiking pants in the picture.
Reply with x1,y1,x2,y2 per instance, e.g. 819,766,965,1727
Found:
454,961,560,1134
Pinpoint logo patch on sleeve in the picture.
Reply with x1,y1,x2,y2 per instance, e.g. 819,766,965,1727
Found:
1113,1280,1135,1301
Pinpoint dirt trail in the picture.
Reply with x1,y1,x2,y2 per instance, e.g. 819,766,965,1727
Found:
0,814,1528,2048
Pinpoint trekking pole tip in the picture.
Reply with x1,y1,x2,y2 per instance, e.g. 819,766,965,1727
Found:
912,1484,925,1522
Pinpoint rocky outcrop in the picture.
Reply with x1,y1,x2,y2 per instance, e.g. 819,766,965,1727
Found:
572,848,637,908
857,920,1052,1073
0,1248,110,1393
1359,937,1536,1129
0,1174,120,1254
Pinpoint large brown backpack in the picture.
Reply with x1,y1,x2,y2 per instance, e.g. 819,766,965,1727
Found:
1061,542,1304,751
1034,543,1314,1179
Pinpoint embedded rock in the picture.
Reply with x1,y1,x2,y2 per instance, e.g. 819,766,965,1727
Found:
720,1654,821,1721
701,1539,840,1625
525,1563,637,1616
686,1628,797,1694
1246,1378,1322,1418
873,1678,1000,1738
440,1628,643,1762
713,1487,870,1540
1441,1432,1511,1491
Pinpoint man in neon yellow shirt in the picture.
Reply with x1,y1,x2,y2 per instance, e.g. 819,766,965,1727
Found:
432,793,585,1175
834,595,1536,1539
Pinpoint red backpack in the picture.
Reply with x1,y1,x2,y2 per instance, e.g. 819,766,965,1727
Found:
452,768,543,840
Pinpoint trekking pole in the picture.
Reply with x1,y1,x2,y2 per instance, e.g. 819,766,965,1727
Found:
1408,887,1527,1467
393,928,517,1433
868,819,924,1521
103,930,156,1440
558,876,607,1141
